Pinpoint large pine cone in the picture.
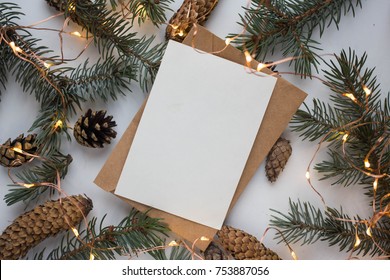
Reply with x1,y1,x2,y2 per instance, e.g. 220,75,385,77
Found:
0,195,93,260
0,134,38,167
74,109,117,148
166,0,219,42
217,225,281,260
265,137,292,182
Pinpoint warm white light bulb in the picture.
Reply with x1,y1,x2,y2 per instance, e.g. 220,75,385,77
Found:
363,85,371,96
72,228,79,237
71,31,82,37
244,51,252,63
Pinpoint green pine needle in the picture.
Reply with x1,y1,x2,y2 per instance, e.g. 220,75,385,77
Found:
110,0,173,27
49,0,166,92
231,0,363,77
5,152,72,206
270,199,390,256
34,209,170,260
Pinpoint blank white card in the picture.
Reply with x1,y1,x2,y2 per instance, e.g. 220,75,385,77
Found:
115,40,276,229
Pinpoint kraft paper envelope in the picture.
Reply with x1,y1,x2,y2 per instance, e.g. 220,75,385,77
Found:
94,26,307,251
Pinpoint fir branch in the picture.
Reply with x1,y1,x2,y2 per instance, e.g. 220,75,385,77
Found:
28,106,71,155
0,43,9,97
363,177,390,211
270,199,390,256
5,152,73,206
291,49,389,188
65,56,136,102
232,0,362,77
35,209,169,260
47,0,165,92
0,3,23,97
110,0,173,27
314,149,365,186
291,100,344,142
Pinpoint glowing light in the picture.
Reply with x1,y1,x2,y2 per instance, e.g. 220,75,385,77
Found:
366,227,372,237
363,85,371,96
343,93,357,102
290,250,298,260
9,41,23,54
200,236,209,241
68,2,76,12
354,235,361,248
373,179,378,191
72,227,79,237
244,51,253,63
178,30,184,37
342,134,349,143
12,147,23,154
54,119,63,130
257,63,266,72
71,31,82,37
23,183,36,188
364,159,371,169
225,38,232,46
43,62,53,69
89,253,95,260
168,240,179,247
305,171,310,180
171,25,179,30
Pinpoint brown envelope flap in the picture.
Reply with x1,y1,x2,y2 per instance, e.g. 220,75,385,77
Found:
94,26,307,251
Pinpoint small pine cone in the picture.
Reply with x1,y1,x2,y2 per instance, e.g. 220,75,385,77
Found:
166,0,219,42
203,241,229,260
0,134,38,167
265,137,292,182
0,195,93,260
45,0,68,12
217,225,281,260
74,109,117,148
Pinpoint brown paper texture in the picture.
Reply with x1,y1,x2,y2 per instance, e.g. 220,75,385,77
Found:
94,26,307,251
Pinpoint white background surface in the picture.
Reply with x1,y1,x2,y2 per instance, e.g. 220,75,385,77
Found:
0,0,389,260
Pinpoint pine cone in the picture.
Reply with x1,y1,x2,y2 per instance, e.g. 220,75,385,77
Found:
45,0,68,11
0,195,93,260
74,109,117,148
217,225,281,260
0,134,38,167
265,137,292,182
166,0,219,42
203,241,229,260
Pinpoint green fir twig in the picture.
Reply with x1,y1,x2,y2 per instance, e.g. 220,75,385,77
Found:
109,0,173,27
34,209,170,260
5,152,72,206
46,0,167,92
270,199,390,256
232,0,362,77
